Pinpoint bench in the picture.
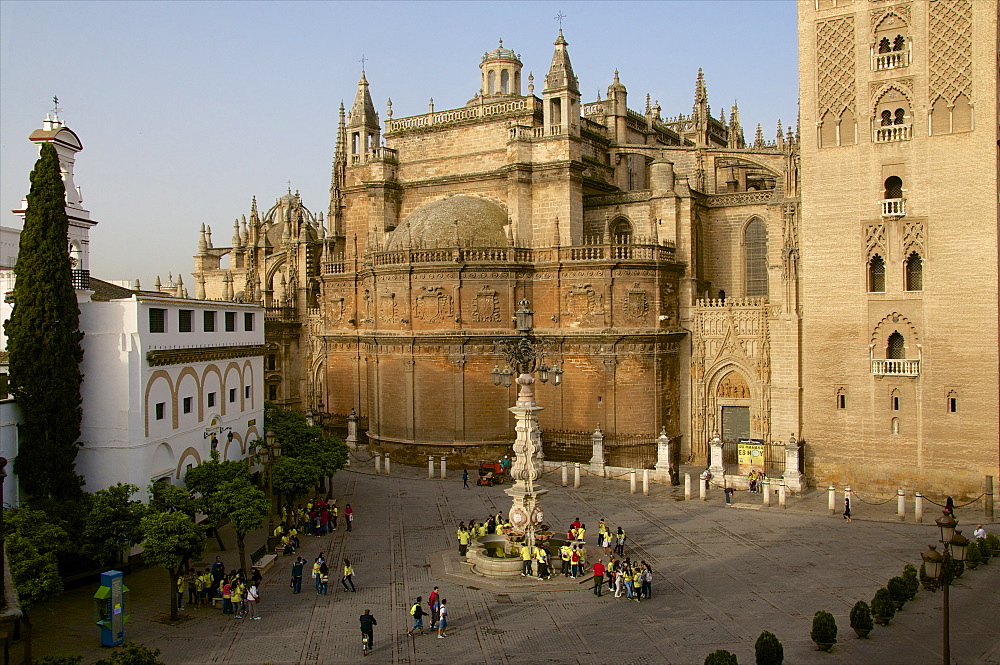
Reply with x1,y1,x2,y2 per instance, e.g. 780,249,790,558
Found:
254,553,278,575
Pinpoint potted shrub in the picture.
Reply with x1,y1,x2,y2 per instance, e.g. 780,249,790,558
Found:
986,532,1000,557
754,631,783,665
850,600,874,638
871,587,896,625
705,649,739,665
887,576,908,609
902,564,919,599
966,541,980,569
978,538,991,564
810,610,838,651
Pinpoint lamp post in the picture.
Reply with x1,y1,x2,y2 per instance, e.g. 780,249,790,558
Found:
263,430,281,538
920,512,970,665
0,457,7,600
490,299,563,552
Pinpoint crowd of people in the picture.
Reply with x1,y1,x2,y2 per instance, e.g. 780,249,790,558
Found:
273,498,356,555
177,555,264,619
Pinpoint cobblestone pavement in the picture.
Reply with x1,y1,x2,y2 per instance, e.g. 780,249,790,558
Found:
15,459,1000,665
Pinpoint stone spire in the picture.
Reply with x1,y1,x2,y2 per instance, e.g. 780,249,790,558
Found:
347,71,380,153
329,101,347,237
232,218,242,248
692,68,709,146
544,30,579,94
728,102,745,149
754,123,765,148
198,223,208,253
775,119,784,151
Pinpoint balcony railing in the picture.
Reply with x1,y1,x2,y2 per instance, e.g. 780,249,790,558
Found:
872,358,920,376
873,50,910,71
881,198,906,218
874,124,910,143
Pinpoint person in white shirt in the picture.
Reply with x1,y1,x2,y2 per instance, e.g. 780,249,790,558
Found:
973,525,987,540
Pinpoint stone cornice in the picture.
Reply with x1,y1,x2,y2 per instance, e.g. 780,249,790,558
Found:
146,344,266,367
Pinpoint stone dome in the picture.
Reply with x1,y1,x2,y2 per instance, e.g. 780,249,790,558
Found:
385,196,510,251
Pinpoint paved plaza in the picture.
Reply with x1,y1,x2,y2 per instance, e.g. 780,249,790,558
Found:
16,459,1000,665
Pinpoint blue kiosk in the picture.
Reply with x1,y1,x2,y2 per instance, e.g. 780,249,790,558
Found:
93,570,129,646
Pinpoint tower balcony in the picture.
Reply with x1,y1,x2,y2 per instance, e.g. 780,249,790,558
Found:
874,124,910,143
880,198,906,219
871,358,920,376
872,50,910,71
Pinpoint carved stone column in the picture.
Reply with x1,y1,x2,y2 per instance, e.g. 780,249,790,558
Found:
781,434,806,493
589,425,606,477
708,434,725,488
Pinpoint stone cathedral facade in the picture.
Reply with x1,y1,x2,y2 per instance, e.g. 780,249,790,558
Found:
192,2,998,497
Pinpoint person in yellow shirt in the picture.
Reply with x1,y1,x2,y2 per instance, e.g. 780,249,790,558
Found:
576,524,587,542
520,543,534,577
559,544,571,577
457,527,471,556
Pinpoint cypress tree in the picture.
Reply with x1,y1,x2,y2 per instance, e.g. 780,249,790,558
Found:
5,141,85,500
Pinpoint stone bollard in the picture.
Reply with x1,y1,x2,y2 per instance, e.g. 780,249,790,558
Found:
915,492,923,523
897,488,905,521
384,453,391,475
630,469,637,494
374,452,382,474
762,480,771,506
778,480,787,508
440,456,447,479
643,469,650,496
574,462,581,488
561,462,568,487
684,473,692,500
700,476,707,501
828,485,836,514
428,456,435,479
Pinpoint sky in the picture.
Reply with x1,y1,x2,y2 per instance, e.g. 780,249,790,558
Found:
0,1,799,287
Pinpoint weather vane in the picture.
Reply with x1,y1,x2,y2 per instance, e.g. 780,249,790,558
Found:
51,95,62,116
554,11,566,30
359,53,367,72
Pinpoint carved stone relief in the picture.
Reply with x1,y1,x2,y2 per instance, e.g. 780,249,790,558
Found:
470,285,501,322
414,286,453,324
623,283,649,321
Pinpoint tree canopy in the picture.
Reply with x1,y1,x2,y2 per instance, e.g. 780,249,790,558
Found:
5,141,85,500
82,483,147,566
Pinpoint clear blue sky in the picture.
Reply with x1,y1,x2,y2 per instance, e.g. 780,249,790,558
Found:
0,1,798,287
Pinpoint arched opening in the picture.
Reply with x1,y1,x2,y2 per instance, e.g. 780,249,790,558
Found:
952,93,972,132
351,133,360,154
874,88,911,141
887,332,905,359
488,70,496,95
931,96,950,135
904,251,922,291
878,37,891,53
500,69,510,94
610,218,633,244
716,370,752,442
884,176,903,199
840,108,856,145
892,34,905,51
744,218,768,298
820,110,837,148
868,254,886,292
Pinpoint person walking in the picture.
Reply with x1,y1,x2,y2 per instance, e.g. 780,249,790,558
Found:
436,599,449,638
331,504,339,531
428,586,440,629
457,525,470,556
614,527,626,556
342,558,356,592
291,557,304,593
843,496,852,522
462,469,469,489
592,559,606,597
245,582,261,619
185,568,198,608
407,597,427,636
640,562,653,600
318,562,330,595
345,503,354,532
360,609,377,651
312,557,322,592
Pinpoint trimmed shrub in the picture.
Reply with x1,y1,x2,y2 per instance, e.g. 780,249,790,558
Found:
33,657,84,665
871,587,896,624
810,610,838,648
850,600,874,635
705,649,739,665
966,541,980,568
902,564,919,599
887,576,908,605
986,532,1000,555
755,630,784,665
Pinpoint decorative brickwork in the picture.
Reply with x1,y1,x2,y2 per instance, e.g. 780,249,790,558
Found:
816,16,857,119
929,0,973,105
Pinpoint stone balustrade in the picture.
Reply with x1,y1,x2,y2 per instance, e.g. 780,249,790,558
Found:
871,358,920,376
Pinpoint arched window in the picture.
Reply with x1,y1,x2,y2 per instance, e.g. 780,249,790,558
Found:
820,110,838,147
500,69,510,94
892,34,905,51
744,218,768,298
488,70,496,95
894,108,905,125
868,255,885,292
610,218,633,244
887,332,905,359
904,252,922,291
884,176,903,199
878,37,891,53
881,110,893,126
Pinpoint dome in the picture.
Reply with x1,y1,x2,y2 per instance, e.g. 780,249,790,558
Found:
385,196,510,251
482,39,521,63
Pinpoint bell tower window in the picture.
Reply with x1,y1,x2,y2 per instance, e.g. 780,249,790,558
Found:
881,177,905,218
873,89,911,142
904,252,923,291
501,69,510,94
868,254,885,293
887,332,905,359
872,13,910,71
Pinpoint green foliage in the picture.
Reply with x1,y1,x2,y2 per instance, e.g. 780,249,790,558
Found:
148,480,200,515
705,649,739,665
261,402,349,501
4,507,68,610
82,483,147,566
902,563,919,599
850,600,873,632
754,631,783,665
886,576,907,604
33,655,84,665
871,587,896,621
212,476,270,572
271,454,323,504
6,142,86,501
139,512,206,574
986,532,1000,553
184,459,252,548
810,610,838,645
93,642,166,665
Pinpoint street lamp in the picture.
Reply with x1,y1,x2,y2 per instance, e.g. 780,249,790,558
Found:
264,430,281,538
0,457,7,600
921,512,970,665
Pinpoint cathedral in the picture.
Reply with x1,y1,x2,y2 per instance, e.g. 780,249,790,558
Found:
193,0,998,497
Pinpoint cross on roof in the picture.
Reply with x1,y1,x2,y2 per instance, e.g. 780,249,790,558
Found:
359,54,367,72
554,11,566,29
51,95,62,116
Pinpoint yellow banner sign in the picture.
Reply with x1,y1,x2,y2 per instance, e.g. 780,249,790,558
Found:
737,441,765,475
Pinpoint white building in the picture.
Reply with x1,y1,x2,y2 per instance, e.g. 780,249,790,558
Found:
78,287,264,497
4,114,264,501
